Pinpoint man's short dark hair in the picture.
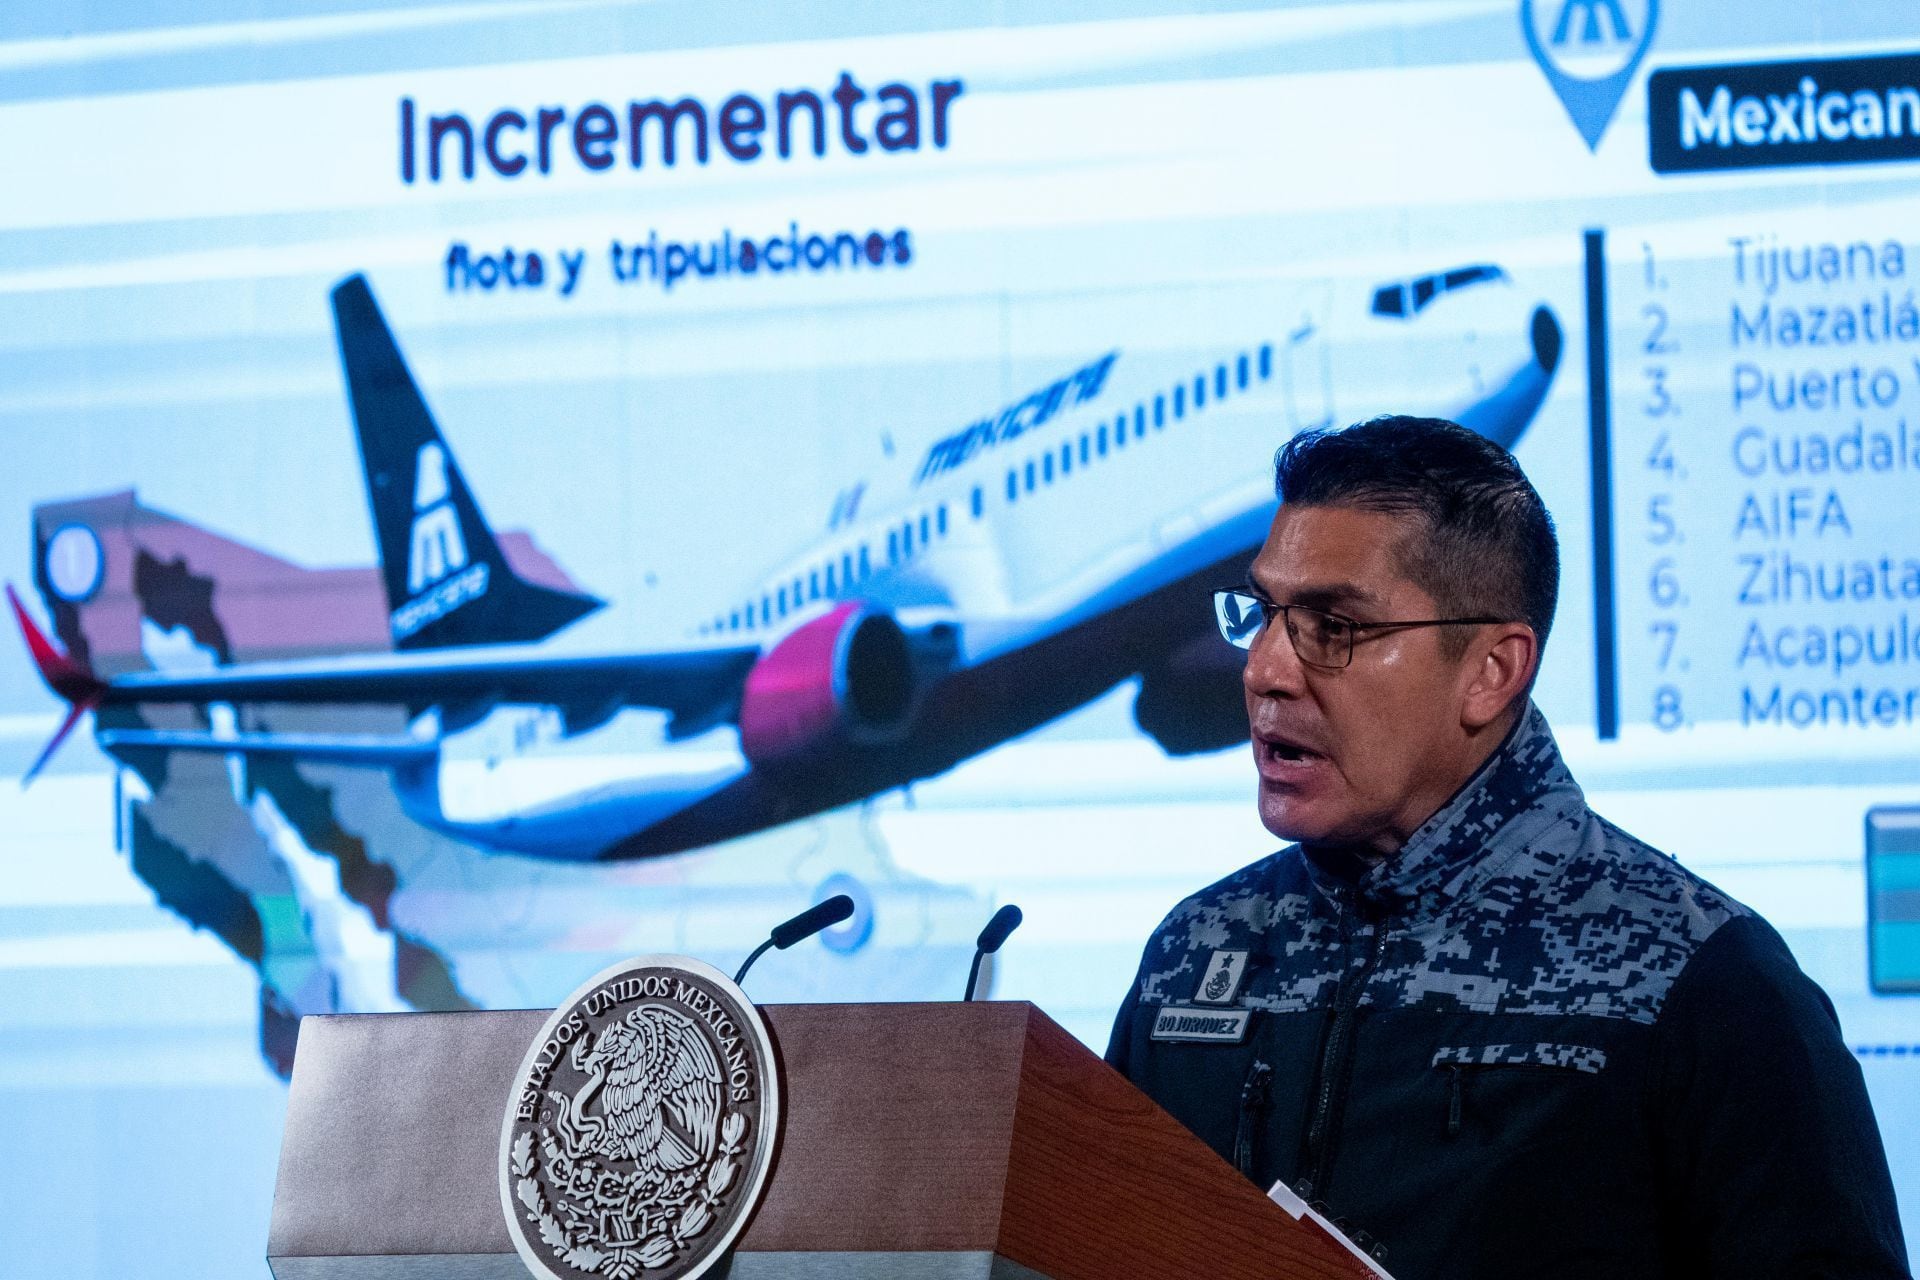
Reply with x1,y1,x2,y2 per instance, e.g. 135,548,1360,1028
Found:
1272,415,1559,656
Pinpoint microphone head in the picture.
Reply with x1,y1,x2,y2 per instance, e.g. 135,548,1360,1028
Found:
976,903,1023,954
770,894,855,950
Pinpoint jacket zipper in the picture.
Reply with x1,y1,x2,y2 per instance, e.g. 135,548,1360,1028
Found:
1233,1060,1273,1177
1299,908,1390,1200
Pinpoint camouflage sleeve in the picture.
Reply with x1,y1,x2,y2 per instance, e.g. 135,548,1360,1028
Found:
1651,914,1910,1277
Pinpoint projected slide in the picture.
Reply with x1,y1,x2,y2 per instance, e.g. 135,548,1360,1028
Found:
2,2,1918,1275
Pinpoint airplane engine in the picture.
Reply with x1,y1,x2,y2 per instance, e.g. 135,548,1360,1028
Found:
737,603,917,768
1133,634,1249,756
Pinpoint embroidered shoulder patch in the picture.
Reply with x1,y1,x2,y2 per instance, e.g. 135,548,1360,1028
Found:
1193,949,1250,1005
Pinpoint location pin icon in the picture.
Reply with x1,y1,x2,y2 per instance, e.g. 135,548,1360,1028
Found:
1521,0,1660,151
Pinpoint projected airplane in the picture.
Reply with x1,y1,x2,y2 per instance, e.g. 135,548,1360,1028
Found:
14,268,1563,861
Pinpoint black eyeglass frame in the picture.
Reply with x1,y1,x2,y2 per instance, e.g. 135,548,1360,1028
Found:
1212,586,1512,670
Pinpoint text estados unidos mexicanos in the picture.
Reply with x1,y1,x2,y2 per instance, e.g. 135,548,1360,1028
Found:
514,974,756,1122
401,71,962,184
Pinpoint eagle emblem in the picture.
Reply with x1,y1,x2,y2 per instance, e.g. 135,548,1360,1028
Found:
555,1007,722,1179
500,957,780,1280
1202,956,1234,1001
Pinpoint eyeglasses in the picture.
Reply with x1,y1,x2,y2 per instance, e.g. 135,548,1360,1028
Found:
1212,588,1509,670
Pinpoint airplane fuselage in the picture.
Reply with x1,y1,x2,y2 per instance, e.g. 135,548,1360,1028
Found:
415,271,1557,859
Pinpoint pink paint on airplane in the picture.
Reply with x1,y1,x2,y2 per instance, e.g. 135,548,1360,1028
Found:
738,603,916,767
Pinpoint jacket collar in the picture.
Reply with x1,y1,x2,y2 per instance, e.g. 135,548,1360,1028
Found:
1300,702,1581,921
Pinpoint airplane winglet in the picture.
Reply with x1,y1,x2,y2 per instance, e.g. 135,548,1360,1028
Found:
7,583,106,784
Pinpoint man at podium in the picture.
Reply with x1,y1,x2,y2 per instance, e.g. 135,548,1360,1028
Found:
1106,417,1909,1279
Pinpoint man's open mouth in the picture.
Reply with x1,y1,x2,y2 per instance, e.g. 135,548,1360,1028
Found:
1259,734,1322,765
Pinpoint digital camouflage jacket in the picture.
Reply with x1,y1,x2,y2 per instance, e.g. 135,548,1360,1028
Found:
1107,704,1909,1279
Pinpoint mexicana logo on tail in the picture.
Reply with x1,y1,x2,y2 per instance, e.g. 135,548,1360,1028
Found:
393,441,490,640
405,443,468,592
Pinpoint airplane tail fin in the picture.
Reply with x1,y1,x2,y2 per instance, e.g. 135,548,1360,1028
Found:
7,583,105,784
330,274,602,651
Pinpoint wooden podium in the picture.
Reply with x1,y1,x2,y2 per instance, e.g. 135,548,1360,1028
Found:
267,1002,1375,1279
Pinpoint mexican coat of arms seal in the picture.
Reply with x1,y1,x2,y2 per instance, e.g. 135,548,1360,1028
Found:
499,956,781,1280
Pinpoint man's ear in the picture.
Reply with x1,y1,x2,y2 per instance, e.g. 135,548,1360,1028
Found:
1460,623,1538,731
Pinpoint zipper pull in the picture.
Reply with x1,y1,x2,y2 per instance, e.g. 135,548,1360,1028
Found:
1233,1060,1273,1177
1446,1065,1464,1137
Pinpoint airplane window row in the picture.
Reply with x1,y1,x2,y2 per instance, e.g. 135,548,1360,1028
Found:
1002,343,1272,504
699,342,1270,639
707,501,956,635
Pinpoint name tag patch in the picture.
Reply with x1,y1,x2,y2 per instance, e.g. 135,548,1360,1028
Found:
1193,948,1250,1004
1151,1005,1252,1043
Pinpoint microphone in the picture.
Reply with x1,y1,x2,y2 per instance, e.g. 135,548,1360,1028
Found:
962,904,1023,1002
734,894,855,987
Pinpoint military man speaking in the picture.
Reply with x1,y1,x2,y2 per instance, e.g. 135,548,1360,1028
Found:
1106,416,1909,1278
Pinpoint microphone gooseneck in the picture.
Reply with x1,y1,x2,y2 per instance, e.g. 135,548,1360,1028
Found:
733,937,776,987
963,903,1024,1002
734,894,857,987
